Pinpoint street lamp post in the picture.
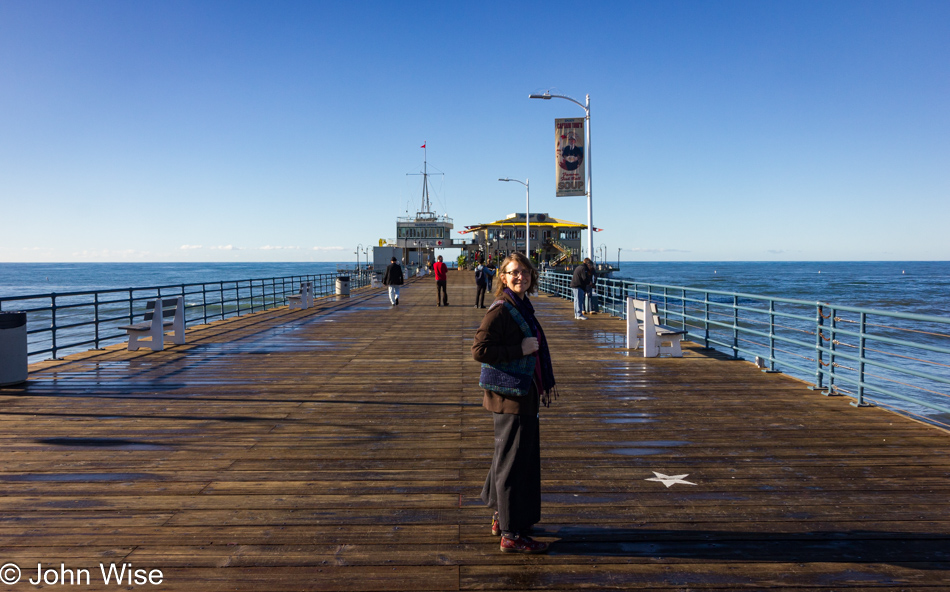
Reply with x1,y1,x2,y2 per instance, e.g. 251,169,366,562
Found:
617,247,621,271
498,177,530,259
529,91,592,263
355,243,363,271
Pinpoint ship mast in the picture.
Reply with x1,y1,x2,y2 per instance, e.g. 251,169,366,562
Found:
408,142,442,220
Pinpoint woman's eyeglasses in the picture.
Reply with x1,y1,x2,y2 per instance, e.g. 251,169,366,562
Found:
504,269,529,277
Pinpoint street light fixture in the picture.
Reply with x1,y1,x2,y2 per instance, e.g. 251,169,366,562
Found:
529,91,593,263
498,177,530,259
355,243,363,271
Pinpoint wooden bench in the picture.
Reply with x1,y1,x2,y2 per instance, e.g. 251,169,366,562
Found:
118,296,185,352
626,297,687,357
288,282,313,310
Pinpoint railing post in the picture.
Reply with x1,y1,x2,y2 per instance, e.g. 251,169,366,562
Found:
663,288,669,325
732,294,739,359
94,292,101,349
202,284,208,325
681,288,686,333
829,307,838,394
703,292,710,349
815,304,825,390
851,311,870,407
768,299,776,371
50,293,58,360
219,282,225,319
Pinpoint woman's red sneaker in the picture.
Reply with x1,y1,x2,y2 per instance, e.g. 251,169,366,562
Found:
491,512,500,536
500,534,549,554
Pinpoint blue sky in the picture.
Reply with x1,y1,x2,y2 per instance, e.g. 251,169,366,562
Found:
1,0,947,262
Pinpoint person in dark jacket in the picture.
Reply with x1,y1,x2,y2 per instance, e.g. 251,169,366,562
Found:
585,265,598,315
571,258,593,320
474,263,488,308
382,257,404,306
472,252,557,554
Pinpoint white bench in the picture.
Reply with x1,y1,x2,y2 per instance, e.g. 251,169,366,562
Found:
118,296,185,352
288,282,313,310
626,297,686,357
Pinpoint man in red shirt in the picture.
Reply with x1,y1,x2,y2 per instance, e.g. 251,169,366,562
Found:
433,255,449,306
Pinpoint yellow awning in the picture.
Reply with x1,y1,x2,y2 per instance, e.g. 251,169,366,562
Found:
465,216,587,231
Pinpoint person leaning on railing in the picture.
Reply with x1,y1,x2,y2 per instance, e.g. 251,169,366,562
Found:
571,258,594,320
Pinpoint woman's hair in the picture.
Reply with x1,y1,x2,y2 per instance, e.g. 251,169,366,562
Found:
494,252,539,298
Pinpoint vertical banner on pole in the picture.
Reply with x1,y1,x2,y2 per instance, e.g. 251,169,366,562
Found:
555,118,586,197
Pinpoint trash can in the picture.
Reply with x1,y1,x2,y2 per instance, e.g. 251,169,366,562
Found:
335,276,350,297
0,311,28,386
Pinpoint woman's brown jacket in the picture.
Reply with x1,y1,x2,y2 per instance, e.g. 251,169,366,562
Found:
471,293,539,416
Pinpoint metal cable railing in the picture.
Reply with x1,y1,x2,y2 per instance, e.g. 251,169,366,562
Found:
540,271,950,419
0,269,374,362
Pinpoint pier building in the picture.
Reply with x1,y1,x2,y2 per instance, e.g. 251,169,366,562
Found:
387,148,473,270
394,210,471,269
461,212,587,266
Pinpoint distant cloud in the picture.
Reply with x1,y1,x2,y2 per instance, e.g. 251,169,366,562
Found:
210,245,241,250
180,245,203,250
260,245,301,250
71,249,150,259
625,248,690,253
312,246,345,251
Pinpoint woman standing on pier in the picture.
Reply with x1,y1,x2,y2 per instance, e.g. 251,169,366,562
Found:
472,252,557,554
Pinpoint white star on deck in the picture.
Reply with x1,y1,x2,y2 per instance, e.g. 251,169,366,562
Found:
646,471,697,488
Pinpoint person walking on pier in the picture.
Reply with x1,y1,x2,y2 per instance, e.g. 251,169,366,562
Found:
571,258,593,320
474,262,488,308
472,252,557,554
382,257,403,306
434,255,449,306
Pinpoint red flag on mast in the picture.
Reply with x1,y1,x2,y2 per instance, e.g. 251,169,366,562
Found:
421,143,426,148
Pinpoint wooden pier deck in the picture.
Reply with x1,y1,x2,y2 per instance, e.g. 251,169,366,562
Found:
2,272,950,591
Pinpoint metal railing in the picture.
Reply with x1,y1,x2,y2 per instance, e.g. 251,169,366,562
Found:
540,271,950,419
0,270,373,362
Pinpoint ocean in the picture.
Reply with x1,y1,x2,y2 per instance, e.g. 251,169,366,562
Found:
0,262,348,299
3,261,948,313
612,261,950,319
